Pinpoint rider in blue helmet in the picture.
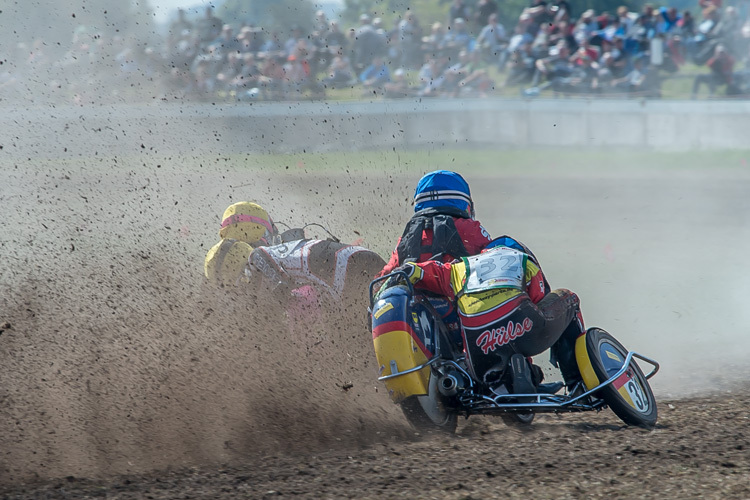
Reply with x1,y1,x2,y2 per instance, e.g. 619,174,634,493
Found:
377,170,492,277
399,234,587,395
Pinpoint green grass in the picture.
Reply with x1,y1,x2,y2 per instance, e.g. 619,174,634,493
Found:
36,147,750,177
182,148,750,177
489,61,711,99
659,63,706,99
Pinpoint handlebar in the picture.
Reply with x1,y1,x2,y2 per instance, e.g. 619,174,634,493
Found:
275,222,341,243
368,270,414,308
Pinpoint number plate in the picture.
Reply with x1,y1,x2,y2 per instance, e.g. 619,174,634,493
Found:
465,247,526,293
624,373,650,413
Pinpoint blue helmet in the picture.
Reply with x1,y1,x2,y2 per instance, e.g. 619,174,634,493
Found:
413,170,474,217
484,236,525,253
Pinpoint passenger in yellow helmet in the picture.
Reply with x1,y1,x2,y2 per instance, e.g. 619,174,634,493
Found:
203,239,254,287
208,201,385,333
219,201,280,247
204,226,385,312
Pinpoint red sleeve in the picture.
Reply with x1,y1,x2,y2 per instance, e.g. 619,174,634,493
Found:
527,268,547,304
375,238,402,278
413,260,456,300
454,218,492,255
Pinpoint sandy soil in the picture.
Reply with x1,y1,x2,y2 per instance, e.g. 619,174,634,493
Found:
2,112,750,498
2,391,749,499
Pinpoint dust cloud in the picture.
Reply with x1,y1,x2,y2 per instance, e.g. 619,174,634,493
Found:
3,103,750,487
472,169,750,398
0,151,414,486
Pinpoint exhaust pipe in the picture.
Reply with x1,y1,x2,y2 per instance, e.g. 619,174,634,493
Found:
438,372,466,397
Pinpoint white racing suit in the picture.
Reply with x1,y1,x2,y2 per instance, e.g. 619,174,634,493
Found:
248,239,386,326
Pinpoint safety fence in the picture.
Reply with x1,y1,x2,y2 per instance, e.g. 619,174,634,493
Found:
2,98,750,158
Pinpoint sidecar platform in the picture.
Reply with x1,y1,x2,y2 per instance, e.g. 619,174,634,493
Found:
446,351,660,416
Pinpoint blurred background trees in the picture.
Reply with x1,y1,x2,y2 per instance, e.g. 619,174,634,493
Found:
218,0,317,32
1,0,156,60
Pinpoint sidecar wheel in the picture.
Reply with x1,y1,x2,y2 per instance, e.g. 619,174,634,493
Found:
577,328,658,429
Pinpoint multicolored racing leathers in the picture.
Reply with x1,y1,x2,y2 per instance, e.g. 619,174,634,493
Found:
403,242,584,385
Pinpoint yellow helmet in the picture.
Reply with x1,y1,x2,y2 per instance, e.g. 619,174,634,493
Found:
204,239,254,286
219,202,275,245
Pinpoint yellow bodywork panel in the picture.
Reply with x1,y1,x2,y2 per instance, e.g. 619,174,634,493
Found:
373,329,430,402
373,302,394,319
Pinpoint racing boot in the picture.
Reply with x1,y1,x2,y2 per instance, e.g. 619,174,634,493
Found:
529,359,544,386
550,321,585,394
509,354,536,402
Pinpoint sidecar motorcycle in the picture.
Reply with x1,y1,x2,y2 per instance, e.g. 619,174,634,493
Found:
370,272,659,432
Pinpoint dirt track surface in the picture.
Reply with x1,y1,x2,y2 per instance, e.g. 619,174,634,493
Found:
3,105,750,498
2,392,749,499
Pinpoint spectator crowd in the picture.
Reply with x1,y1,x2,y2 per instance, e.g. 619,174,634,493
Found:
5,0,750,103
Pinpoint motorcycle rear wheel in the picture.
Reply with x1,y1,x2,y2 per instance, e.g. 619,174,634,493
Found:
400,396,458,433
501,412,535,427
579,328,658,429
399,374,457,433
